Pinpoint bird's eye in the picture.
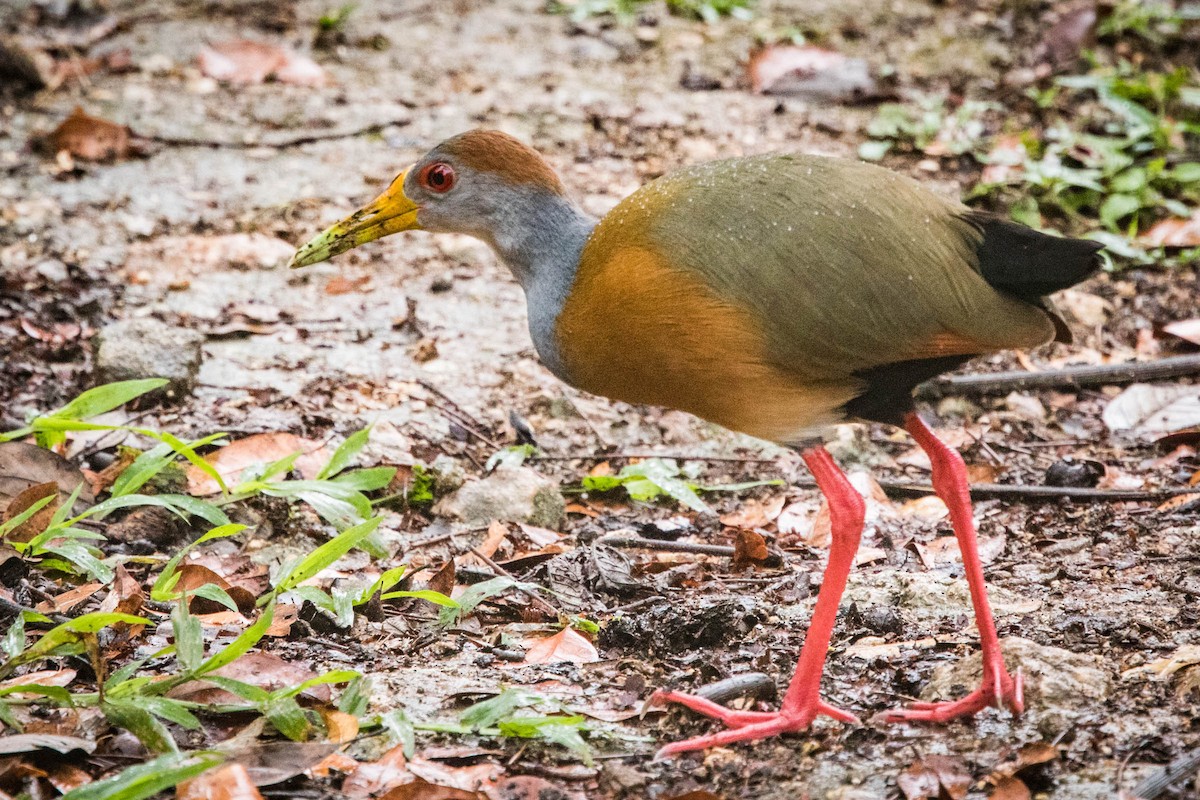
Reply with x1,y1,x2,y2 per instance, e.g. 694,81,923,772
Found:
419,162,456,194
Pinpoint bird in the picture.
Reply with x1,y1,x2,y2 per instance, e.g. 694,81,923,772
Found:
289,129,1102,757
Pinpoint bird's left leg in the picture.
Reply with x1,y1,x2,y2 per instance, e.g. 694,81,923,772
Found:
879,412,1023,723
652,445,864,757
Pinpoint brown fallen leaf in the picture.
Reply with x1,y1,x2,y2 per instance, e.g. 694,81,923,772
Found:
34,582,104,614
325,275,372,295
198,39,328,87
897,754,972,800
1141,209,1200,248
731,529,770,570
748,44,878,102
168,651,328,705
0,442,93,507
319,709,359,744
0,669,76,695
1034,3,1097,71
177,762,265,800
185,433,328,495
522,627,599,665
517,524,562,549
99,564,146,621
3,482,59,543
36,106,139,162
1102,384,1200,442
457,521,508,567
989,776,1032,800
307,751,359,779
45,761,92,794
719,495,785,530
380,779,482,800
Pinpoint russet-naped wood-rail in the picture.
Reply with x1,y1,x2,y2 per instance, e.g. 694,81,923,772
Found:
290,130,1102,757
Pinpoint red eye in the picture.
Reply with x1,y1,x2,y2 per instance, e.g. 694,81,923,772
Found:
420,162,456,193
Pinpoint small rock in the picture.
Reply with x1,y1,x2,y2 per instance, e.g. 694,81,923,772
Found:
93,317,205,398
429,455,466,495
34,259,68,282
433,466,564,528
922,636,1109,712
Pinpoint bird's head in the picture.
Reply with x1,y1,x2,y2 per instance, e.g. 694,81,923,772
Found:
288,129,565,268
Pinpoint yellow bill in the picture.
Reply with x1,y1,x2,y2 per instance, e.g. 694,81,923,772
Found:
288,169,420,268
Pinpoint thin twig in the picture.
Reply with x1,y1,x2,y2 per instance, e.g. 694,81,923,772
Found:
468,548,561,618
418,380,501,450
533,452,778,464
793,477,1200,503
916,354,1200,399
1132,746,1200,799
141,118,412,150
596,534,735,558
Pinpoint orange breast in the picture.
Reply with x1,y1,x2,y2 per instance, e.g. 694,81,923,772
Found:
554,245,859,444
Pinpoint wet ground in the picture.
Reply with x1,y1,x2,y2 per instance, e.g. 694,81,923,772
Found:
2,0,1199,798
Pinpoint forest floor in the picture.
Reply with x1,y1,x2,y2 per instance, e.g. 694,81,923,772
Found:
1,1,1199,798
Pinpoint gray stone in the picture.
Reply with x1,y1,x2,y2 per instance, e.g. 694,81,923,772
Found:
922,636,1110,713
433,466,564,528
93,317,205,398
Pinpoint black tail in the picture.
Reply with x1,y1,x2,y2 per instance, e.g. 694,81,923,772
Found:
963,211,1104,299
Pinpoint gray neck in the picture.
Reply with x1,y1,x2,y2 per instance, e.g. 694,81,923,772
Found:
486,190,596,381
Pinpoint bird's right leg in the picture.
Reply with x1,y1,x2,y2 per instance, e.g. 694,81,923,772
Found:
653,445,865,757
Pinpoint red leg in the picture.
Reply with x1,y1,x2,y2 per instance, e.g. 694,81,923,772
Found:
878,413,1024,723
654,445,864,757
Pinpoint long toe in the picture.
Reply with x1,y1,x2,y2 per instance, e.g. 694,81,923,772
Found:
878,667,1023,724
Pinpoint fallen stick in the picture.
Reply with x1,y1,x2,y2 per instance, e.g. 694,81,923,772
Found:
596,534,735,557
915,354,1200,399
1132,746,1200,799
809,478,1200,503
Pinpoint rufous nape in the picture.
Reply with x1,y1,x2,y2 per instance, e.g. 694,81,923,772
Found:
289,130,1102,757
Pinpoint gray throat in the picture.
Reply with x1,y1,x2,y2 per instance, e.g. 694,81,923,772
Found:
487,191,597,382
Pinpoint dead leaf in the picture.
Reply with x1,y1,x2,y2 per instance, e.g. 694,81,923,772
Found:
343,743,409,797
307,751,359,779
380,780,483,800
36,106,136,162
912,534,1004,569
748,44,878,102
719,495,785,530
517,524,562,549
427,560,456,597
198,40,328,86
177,762,264,800
898,495,949,523
168,652,327,705
1034,3,1097,70
457,521,508,567
185,433,328,495
897,754,971,800
0,442,93,507
34,583,103,614
731,529,770,570
99,564,146,621
3,482,59,543
265,603,299,637
989,776,1032,800
320,709,359,744
993,742,1059,778
0,734,94,755
1102,384,1200,441
1141,209,1200,248
325,275,372,295
45,762,92,793
522,627,599,665
0,669,76,694
1164,319,1200,346
1123,644,1200,682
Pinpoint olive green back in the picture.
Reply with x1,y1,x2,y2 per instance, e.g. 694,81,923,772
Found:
614,154,1055,382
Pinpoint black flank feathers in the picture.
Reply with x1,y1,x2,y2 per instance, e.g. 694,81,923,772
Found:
964,211,1104,299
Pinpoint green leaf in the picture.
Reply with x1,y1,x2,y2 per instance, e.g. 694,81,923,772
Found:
380,589,459,608
203,675,270,704
142,696,201,730
6,612,149,670
0,616,24,664
294,491,364,531
52,380,168,421
177,600,275,684
172,602,204,672
266,695,311,741
339,675,370,717
460,688,542,730
149,431,228,494
270,669,359,700
317,427,372,480
103,698,177,753
331,467,396,492
40,541,114,582
189,583,239,613
1171,162,1200,184
60,752,223,800
438,576,524,626
1100,192,1142,229
380,707,415,757
273,516,384,595
355,565,407,605
112,433,226,498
